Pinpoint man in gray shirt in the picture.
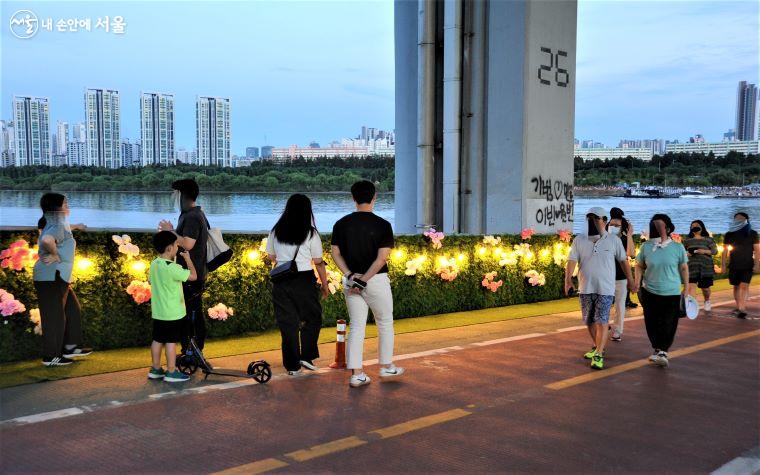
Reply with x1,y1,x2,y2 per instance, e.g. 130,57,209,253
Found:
565,207,636,370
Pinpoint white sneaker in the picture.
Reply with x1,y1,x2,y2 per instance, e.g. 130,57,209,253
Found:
704,301,712,312
349,373,371,388
656,351,669,367
299,360,318,371
287,369,303,376
649,352,660,363
379,365,405,379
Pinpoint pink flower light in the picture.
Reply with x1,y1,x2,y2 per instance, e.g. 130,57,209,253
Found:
424,228,445,249
521,228,535,240
557,229,572,243
0,240,38,271
0,289,26,317
208,303,234,321
126,280,151,304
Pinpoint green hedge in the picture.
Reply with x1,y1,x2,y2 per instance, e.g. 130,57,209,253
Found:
0,231,725,363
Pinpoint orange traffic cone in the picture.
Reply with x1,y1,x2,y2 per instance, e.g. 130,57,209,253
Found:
329,319,347,369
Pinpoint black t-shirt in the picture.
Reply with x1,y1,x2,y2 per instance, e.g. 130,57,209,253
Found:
613,233,629,281
331,212,394,274
176,206,208,281
724,229,759,270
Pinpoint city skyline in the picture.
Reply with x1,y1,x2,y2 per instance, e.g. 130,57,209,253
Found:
2,1,758,153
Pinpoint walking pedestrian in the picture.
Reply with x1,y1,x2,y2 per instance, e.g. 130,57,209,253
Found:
331,180,404,387
33,193,92,366
721,212,759,319
635,214,689,367
682,220,718,312
565,207,635,370
266,194,329,375
607,207,635,341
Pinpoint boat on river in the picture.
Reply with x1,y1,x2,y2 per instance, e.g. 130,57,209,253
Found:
679,190,716,199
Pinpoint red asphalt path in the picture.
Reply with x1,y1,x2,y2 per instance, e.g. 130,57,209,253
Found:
0,302,758,474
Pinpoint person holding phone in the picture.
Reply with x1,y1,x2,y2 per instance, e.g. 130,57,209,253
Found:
682,220,718,312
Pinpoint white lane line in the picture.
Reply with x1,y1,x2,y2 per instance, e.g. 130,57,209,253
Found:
472,333,545,346
8,407,84,424
3,294,756,428
711,447,760,475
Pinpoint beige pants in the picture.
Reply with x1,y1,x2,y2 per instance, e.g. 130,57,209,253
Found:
611,279,627,335
345,273,395,369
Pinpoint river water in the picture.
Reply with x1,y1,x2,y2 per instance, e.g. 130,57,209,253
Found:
1,190,758,234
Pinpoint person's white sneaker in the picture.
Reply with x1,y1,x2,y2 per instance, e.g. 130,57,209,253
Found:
287,369,303,376
349,373,371,388
704,300,712,312
649,351,660,363
379,365,405,379
299,360,318,371
655,351,669,367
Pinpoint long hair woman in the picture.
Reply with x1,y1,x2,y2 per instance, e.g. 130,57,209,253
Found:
683,220,718,312
265,194,329,375
33,193,92,366
635,214,689,368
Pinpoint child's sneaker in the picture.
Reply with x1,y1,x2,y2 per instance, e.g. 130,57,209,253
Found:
349,373,371,388
148,367,166,380
379,365,405,379
703,300,712,312
164,369,190,383
591,353,604,370
583,347,597,359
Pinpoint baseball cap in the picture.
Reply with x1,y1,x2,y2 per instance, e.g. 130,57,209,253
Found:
586,207,608,219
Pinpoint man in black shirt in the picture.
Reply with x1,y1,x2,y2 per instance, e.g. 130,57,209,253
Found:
158,179,209,349
722,212,760,319
331,180,404,388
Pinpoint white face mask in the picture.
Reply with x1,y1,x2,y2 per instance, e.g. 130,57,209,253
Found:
172,190,182,212
608,225,621,236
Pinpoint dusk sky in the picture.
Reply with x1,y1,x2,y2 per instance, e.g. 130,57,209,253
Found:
2,1,758,154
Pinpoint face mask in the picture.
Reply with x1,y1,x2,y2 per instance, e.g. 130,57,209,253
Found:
587,217,600,236
172,190,182,212
690,227,701,234
608,225,621,236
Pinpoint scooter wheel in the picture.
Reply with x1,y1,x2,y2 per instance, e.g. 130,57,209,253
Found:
248,361,272,384
177,355,198,375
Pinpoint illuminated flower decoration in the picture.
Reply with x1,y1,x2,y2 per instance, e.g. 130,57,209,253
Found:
29,308,42,335
0,239,38,271
481,271,503,293
435,257,459,282
553,242,570,267
404,256,427,276
498,252,518,267
521,228,535,241
482,235,501,246
208,303,234,321
316,268,343,294
524,270,546,287
513,243,532,258
0,289,26,320
258,238,268,253
126,280,151,304
423,228,445,249
671,233,682,243
112,234,140,258
557,229,572,243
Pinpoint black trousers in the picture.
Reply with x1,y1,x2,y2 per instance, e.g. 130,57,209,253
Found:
34,275,82,359
181,279,205,351
271,271,323,371
640,288,681,352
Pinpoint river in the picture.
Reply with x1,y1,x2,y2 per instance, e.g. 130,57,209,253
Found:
1,190,758,234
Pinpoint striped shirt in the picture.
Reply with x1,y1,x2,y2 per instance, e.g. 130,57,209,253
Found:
682,236,718,279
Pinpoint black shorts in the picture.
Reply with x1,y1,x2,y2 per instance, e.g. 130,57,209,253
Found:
152,318,187,344
728,269,753,286
689,275,714,289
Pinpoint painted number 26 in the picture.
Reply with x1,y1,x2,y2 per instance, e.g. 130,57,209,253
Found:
537,47,569,87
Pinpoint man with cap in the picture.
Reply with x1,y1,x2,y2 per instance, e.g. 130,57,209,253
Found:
565,207,636,370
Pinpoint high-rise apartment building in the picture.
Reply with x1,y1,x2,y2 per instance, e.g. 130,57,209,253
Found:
13,96,51,166
735,81,757,141
140,92,175,166
85,88,121,168
196,96,231,167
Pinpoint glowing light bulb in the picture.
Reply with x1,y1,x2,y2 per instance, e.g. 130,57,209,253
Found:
246,250,261,263
478,247,487,256
393,249,405,260
457,253,466,262
76,257,93,271
130,260,147,273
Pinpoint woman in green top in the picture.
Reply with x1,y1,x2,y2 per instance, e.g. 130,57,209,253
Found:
635,214,689,368
682,220,718,312
33,193,92,367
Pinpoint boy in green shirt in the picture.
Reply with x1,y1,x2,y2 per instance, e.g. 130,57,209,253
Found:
148,231,197,382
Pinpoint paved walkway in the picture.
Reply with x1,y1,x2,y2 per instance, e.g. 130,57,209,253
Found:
1,286,758,473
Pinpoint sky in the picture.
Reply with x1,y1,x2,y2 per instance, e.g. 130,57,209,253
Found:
1,0,758,154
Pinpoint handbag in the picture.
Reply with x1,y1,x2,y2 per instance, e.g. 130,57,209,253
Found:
205,218,233,272
269,244,300,283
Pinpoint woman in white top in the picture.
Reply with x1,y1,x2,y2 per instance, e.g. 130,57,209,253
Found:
266,194,329,375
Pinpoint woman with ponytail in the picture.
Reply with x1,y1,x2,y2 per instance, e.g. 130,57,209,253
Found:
33,193,92,366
